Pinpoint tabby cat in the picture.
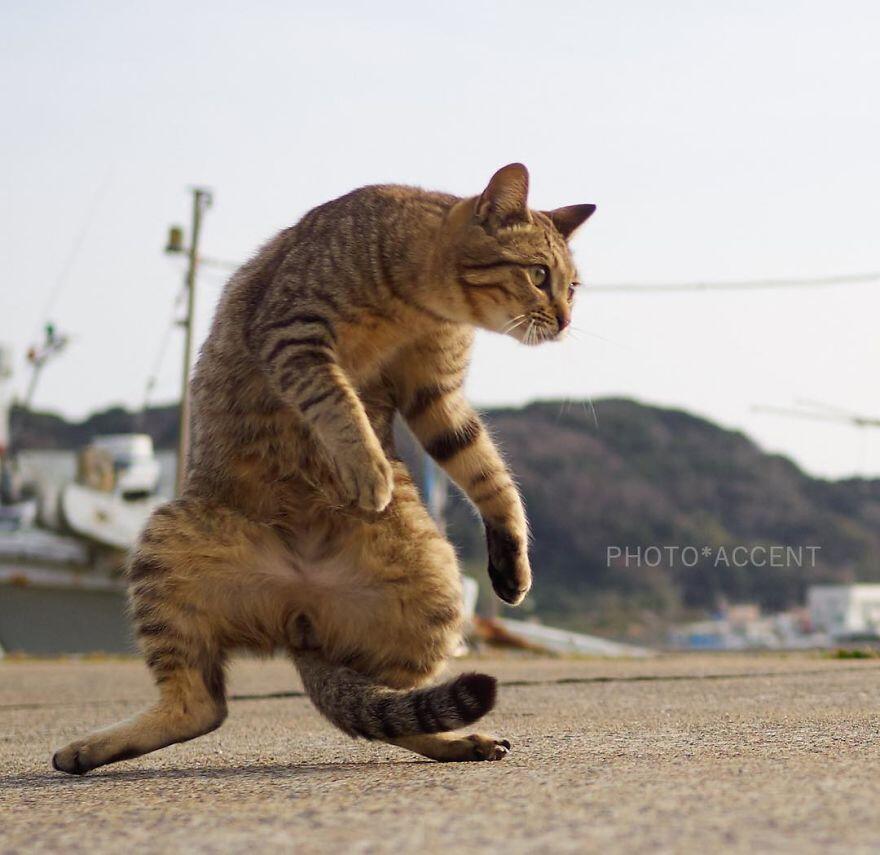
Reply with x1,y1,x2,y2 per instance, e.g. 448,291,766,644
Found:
52,163,595,773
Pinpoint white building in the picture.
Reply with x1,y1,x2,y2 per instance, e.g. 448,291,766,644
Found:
808,585,880,639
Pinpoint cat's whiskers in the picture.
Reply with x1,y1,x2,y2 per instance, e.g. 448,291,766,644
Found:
533,322,549,345
569,323,632,350
509,319,528,339
502,315,526,334
583,397,599,429
556,397,574,421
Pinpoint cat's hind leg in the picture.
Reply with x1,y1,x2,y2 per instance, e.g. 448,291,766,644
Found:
52,505,239,775
52,632,227,775
291,464,512,762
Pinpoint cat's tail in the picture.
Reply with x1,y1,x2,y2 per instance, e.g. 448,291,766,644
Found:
292,650,497,739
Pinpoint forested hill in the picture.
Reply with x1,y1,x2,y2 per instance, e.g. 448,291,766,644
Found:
11,403,180,452
445,400,880,637
12,399,880,639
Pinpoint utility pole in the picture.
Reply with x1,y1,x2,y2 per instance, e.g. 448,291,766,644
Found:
166,187,212,496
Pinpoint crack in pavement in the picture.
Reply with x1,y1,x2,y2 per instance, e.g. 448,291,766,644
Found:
1,664,875,712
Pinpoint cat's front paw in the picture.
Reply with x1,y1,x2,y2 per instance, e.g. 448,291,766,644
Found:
485,522,531,605
332,449,394,513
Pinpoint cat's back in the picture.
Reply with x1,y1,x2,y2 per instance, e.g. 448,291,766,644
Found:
218,183,455,310
286,183,456,263
206,182,457,361
299,182,457,226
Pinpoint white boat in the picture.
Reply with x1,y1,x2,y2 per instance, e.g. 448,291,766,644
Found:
82,434,161,500
59,434,162,550
1,355,160,654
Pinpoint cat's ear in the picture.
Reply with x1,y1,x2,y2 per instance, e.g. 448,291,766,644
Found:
543,204,597,239
476,163,531,227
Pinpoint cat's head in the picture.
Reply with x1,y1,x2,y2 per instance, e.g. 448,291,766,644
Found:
439,163,595,344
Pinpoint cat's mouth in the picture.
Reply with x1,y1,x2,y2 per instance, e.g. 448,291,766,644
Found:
502,314,562,346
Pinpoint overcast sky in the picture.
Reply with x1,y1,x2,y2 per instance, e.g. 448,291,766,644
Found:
2,1,878,479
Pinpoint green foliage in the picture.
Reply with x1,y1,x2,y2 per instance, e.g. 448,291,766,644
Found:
828,648,880,659
11,403,180,451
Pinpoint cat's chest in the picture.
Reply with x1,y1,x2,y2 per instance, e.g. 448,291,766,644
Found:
336,312,415,385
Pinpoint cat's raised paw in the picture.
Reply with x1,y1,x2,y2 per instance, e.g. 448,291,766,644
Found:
485,522,531,605
331,451,394,513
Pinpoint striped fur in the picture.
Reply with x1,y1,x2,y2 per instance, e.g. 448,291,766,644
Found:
51,164,594,774
294,650,496,740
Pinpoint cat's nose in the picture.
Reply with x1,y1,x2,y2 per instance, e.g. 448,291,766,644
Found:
556,311,570,331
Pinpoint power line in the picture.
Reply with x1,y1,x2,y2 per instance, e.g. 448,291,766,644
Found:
38,172,114,329
199,254,240,271
589,271,880,294
192,255,880,295
752,404,880,429
141,275,190,411
141,311,181,411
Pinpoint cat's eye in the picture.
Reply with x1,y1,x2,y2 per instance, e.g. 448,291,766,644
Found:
568,281,580,301
529,265,550,288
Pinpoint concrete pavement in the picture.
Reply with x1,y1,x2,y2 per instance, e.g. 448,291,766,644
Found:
3,652,880,853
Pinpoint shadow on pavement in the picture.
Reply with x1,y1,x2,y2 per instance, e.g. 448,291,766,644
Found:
3,758,431,789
